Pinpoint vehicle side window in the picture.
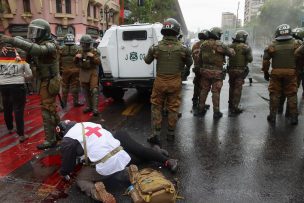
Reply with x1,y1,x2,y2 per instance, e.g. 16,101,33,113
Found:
123,31,147,41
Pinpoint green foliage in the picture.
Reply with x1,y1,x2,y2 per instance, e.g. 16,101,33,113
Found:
125,0,177,24
244,0,304,46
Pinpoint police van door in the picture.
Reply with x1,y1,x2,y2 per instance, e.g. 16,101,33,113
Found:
117,27,154,78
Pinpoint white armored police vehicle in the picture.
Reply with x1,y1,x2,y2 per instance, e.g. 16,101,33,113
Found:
98,23,163,100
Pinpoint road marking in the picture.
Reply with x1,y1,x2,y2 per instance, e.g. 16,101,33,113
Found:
122,102,144,116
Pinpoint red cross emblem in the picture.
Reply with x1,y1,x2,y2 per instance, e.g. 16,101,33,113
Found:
85,126,102,138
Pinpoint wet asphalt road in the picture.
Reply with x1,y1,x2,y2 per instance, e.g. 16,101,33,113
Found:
2,52,304,202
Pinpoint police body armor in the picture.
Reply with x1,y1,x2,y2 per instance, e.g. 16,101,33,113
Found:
201,39,225,70
35,40,59,79
270,39,297,69
60,45,79,70
228,43,248,68
155,39,186,75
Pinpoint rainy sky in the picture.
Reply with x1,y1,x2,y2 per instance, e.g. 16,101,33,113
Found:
178,0,245,32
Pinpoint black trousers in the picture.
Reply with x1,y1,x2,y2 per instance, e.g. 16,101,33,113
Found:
1,84,26,136
114,131,167,164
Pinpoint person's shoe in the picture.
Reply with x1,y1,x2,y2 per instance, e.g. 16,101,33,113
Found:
83,107,92,113
36,141,57,150
93,110,99,117
290,116,298,125
229,108,243,117
152,145,169,157
73,102,84,107
194,108,207,117
267,114,276,124
95,182,116,203
147,135,160,145
19,135,28,143
204,104,210,110
165,159,178,173
213,111,223,119
127,164,139,183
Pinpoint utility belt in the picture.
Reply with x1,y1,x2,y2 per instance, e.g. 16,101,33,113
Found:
228,66,246,70
80,123,123,166
202,64,222,71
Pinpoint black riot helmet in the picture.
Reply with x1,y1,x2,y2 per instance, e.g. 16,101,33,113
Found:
292,27,304,41
209,27,223,40
161,18,181,36
232,30,249,43
27,18,51,43
80,34,93,51
64,33,75,45
55,120,77,140
275,24,292,41
198,29,210,40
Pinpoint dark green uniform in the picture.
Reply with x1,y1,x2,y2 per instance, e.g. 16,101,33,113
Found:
228,42,252,115
191,40,204,107
263,38,302,124
74,47,101,115
145,36,193,142
198,39,235,118
60,44,81,107
0,29,60,149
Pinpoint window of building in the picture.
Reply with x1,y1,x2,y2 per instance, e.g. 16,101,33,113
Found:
56,0,62,13
123,31,147,41
65,0,71,14
93,5,97,18
23,0,31,13
87,4,91,17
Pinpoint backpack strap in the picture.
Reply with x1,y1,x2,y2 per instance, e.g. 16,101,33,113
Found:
91,146,123,165
80,122,89,166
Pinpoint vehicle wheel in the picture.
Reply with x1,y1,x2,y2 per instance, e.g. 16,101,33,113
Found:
102,87,124,101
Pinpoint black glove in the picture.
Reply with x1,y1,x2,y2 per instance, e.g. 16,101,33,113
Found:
264,72,270,81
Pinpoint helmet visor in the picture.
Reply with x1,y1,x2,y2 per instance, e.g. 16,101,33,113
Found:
27,25,45,40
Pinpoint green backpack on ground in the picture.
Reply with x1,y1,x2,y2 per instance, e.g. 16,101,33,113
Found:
127,165,177,203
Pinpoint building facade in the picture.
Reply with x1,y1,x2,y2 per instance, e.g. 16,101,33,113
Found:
221,12,237,29
0,0,120,42
244,0,265,25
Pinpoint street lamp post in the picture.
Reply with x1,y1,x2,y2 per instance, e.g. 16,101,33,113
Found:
102,0,111,35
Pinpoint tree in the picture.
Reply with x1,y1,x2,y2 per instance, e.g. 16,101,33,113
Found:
125,0,177,24
244,0,304,48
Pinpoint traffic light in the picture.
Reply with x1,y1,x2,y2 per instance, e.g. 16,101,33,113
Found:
138,0,144,6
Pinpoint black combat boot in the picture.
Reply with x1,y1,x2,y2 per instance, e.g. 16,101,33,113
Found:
267,114,276,124
165,159,178,173
167,129,175,141
152,145,169,157
213,111,223,119
147,135,160,145
290,116,298,125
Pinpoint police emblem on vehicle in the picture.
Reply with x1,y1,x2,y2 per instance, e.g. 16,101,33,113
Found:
130,52,138,61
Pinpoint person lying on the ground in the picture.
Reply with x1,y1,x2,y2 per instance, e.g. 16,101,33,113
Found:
56,120,178,203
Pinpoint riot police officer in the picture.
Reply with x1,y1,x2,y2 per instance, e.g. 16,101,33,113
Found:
228,30,253,116
191,30,210,110
262,24,303,125
278,27,304,115
197,27,235,119
0,18,61,149
74,35,101,117
144,18,193,145
59,34,83,108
